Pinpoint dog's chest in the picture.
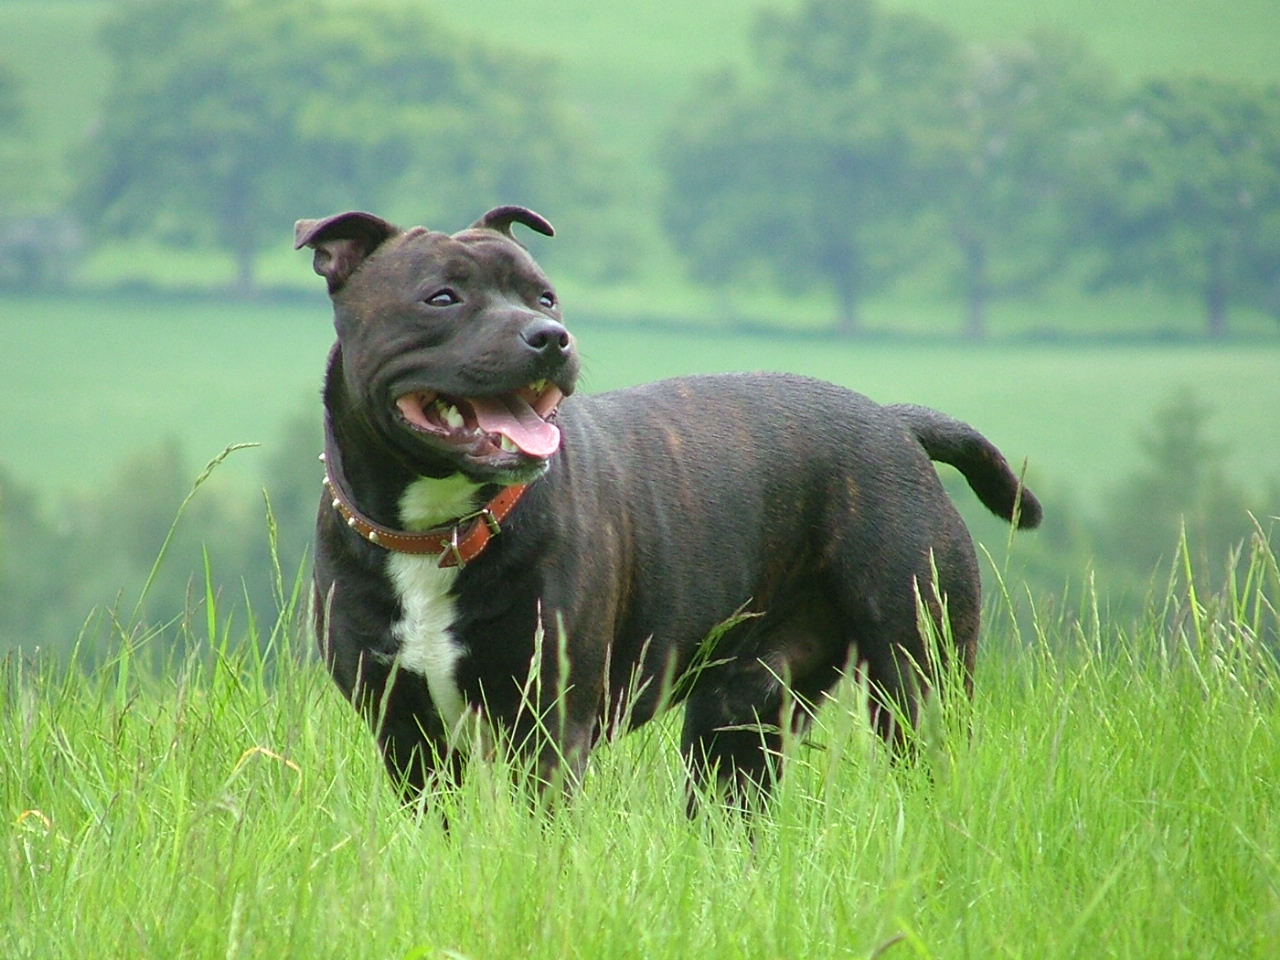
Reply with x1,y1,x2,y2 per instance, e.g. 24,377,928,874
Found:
387,476,481,737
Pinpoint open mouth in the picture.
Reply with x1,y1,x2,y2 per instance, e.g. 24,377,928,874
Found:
395,379,564,460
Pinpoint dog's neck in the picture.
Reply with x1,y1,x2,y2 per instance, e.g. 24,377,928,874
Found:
319,346,541,565
321,409,528,566
321,409,435,528
396,474,484,529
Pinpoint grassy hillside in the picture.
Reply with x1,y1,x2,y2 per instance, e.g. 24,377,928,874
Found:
4,542,1278,957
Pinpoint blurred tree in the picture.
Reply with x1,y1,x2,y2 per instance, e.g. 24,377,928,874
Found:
1242,193,1280,324
0,59,87,291
0,403,339,657
0,467,62,649
253,405,323,606
1083,78,1280,337
1095,389,1270,599
0,440,261,659
660,0,963,335
937,33,1115,340
0,61,20,134
76,0,609,296
0,59,28,209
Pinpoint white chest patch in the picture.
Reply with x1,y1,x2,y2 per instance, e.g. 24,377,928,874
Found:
388,474,486,749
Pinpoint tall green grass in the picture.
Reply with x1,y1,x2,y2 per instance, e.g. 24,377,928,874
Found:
4,517,1278,958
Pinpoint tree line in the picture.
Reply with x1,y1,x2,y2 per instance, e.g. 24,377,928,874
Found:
2,0,1279,337
661,2,1280,338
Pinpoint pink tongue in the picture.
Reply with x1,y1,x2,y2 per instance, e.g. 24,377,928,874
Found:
469,393,561,458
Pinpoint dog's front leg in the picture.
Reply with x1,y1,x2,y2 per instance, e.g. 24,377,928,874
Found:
319,611,460,804
517,716,595,806
507,606,605,804
361,666,462,803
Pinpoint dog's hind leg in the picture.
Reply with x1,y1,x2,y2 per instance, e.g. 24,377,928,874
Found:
680,660,793,815
679,600,846,815
853,639,924,755
844,548,982,758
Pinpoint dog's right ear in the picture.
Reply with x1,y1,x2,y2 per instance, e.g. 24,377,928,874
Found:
294,212,398,294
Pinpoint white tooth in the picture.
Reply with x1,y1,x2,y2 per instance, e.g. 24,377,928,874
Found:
499,435,518,453
442,404,465,429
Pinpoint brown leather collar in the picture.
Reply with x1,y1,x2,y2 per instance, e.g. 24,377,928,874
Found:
320,422,526,567
323,470,525,567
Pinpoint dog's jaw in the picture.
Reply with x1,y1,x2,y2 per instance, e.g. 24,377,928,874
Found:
393,380,566,477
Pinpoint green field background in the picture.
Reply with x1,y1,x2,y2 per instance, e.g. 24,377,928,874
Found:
3,292,1279,508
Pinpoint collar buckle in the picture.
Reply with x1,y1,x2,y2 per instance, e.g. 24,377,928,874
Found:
443,524,467,569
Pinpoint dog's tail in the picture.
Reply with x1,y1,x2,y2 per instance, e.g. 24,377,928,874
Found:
888,403,1042,530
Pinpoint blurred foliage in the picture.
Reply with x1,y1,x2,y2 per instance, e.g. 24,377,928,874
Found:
1,0,1278,653
1093,389,1279,600
73,0,619,296
970,389,1280,622
0,61,84,288
661,0,964,336
660,0,1280,337
938,32,1117,340
1,0,1277,331
1081,77,1280,336
0,415,322,660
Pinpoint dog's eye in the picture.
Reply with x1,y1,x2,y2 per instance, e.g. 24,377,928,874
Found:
539,291,556,309
425,289,459,307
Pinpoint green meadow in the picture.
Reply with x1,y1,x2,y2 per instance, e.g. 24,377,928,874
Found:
4,535,1279,958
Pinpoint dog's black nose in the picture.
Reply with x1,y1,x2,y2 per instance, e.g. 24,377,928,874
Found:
521,318,572,356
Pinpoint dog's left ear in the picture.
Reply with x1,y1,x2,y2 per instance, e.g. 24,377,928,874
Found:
294,212,398,294
471,206,555,243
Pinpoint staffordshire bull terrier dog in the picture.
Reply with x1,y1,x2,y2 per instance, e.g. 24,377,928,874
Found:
295,205,1041,808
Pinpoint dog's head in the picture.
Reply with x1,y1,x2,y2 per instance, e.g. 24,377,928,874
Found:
296,206,578,484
